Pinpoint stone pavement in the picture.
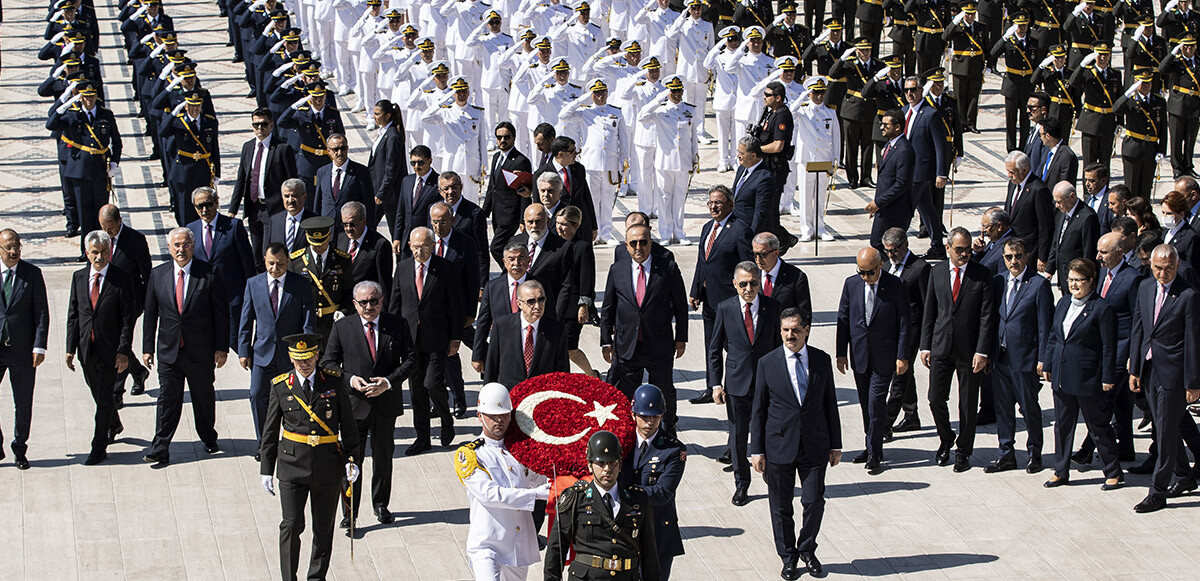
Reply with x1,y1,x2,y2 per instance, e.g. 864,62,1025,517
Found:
1,1,1198,580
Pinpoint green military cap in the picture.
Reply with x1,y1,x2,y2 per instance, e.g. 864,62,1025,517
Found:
884,55,903,68
824,18,843,31
1049,44,1067,58
1092,42,1111,55
283,334,322,360
1181,35,1198,46
302,216,335,244
924,67,947,82
960,1,977,13
1011,12,1030,25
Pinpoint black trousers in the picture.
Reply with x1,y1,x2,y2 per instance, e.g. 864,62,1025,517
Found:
1051,389,1122,480
278,480,339,581
870,208,913,250
764,449,826,563
725,392,754,487
149,356,218,456
854,367,892,457
913,180,946,248
1143,361,1192,497
444,326,474,409
1081,131,1114,170
842,118,874,185
489,218,520,270
81,355,120,454
928,355,982,455
857,19,882,53
58,161,78,229
1005,97,1031,153
1078,371,1135,457
993,353,1043,460
344,410,397,516
113,356,148,398
410,350,451,443
953,74,982,130
804,0,825,32
65,175,108,255
169,180,203,226
1169,113,1199,178
244,200,270,273
1122,149,1157,202
701,303,717,391
0,358,36,457
608,343,677,429
885,355,920,426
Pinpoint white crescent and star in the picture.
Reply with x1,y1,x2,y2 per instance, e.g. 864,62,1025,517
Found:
514,391,621,445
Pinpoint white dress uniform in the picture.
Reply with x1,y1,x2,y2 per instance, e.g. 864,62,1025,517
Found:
492,0,525,36
586,52,638,88
390,49,434,113
312,0,338,78
405,73,452,164
608,0,636,38
704,38,742,171
466,26,516,148
442,0,490,101
632,2,682,76
615,71,661,213
523,0,573,36
505,51,546,155
349,8,387,112
418,1,450,60
526,75,582,146
458,434,545,581
330,0,363,93
371,29,406,99
638,85,699,242
665,10,714,106
547,15,603,72
791,91,840,238
559,92,630,241
729,46,775,143
422,96,488,203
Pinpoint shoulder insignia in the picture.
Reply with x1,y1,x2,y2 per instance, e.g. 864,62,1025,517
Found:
203,114,217,120
625,483,645,493
471,105,484,110
423,89,434,93
321,367,342,378
568,83,581,89
684,102,696,108
333,248,351,259
441,104,452,108
610,104,622,109
543,82,555,88
175,113,185,119
454,438,491,484
290,248,306,259
635,81,646,86
271,372,290,385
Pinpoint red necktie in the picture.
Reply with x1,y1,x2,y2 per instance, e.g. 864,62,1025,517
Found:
332,168,343,201
204,224,213,258
437,239,445,257
951,266,962,303
1101,270,1113,298
764,273,773,297
176,268,185,313
705,222,719,260
416,263,425,299
744,303,754,342
636,264,646,306
523,324,534,374
511,281,519,313
365,321,377,361
882,141,893,162
904,108,914,138
561,167,570,193
349,239,359,261
90,272,101,341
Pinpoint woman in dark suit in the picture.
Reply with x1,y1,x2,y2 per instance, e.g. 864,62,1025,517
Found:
1040,258,1124,490
554,205,599,377
368,100,407,232
1160,190,1199,269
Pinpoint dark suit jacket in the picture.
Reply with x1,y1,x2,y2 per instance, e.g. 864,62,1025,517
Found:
556,238,595,323
707,295,783,397
874,136,915,219
228,136,297,218
0,261,49,367
750,345,842,466
265,209,317,254
895,251,931,359
600,256,689,361
337,229,394,299
188,214,255,307
920,261,996,362
484,313,570,387
836,272,912,373
393,170,440,254
532,161,598,237
482,147,532,231
448,198,490,288
1046,202,1100,292
1129,276,1200,391
434,232,482,320
1165,222,1200,270
143,260,230,364
512,232,572,300
1044,295,1117,396
1006,175,1056,264
991,268,1054,372
368,123,407,209
388,255,464,353
1038,142,1079,188
109,225,152,314
762,260,813,322
471,274,555,362
237,272,315,368
1099,262,1143,369
65,265,135,366
619,430,686,560
731,163,775,236
973,230,1014,277
690,218,752,307
904,101,950,182
314,161,376,225
322,313,416,419
1023,122,1047,170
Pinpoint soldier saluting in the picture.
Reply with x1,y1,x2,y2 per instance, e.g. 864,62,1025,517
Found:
47,80,121,257
259,333,360,581
289,217,352,338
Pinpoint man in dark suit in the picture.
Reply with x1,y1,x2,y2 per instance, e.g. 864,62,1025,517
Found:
0,230,49,470
750,308,841,580
336,201,393,300
532,136,597,242
323,280,416,527
228,108,297,269
1004,150,1056,270
1129,244,1200,513
391,146,440,257
237,243,315,450
751,232,812,318
99,205,152,399
388,227,463,456
1035,118,1079,188
986,238,1053,474
920,227,996,473
67,231,135,465
1046,182,1101,295
1023,93,1049,169
313,133,376,226
621,384,687,579
867,110,914,249
709,262,782,505
429,201,482,418
882,228,930,434
601,224,689,429
691,186,752,389
1082,163,1114,235
141,227,230,467
265,178,317,254
188,187,255,348
484,281,569,387
367,101,406,233
972,207,1015,277
439,172,489,287
837,247,911,474
902,77,951,259
482,121,532,268
731,137,776,238
511,204,572,305
470,241,554,373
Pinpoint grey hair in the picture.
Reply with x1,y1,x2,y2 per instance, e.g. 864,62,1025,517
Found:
1005,150,1030,172
409,226,433,242
1152,243,1180,264
84,230,111,250
354,280,384,297
282,178,307,195
983,207,1011,227
881,227,907,247
752,232,780,250
517,279,546,296
947,226,972,245
734,260,760,278
191,186,217,202
169,226,194,243
536,171,563,191
1052,181,1077,201
340,201,366,218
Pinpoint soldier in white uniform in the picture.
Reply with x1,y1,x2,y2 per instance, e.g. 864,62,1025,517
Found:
526,57,582,148
632,0,682,76
615,54,663,214
547,2,603,72
330,0,364,95
390,37,437,125
522,0,573,36
417,0,450,60
456,382,550,581
587,39,643,91
638,75,699,244
442,0,490,103
704,26,742,172
559,78,630,243
311,0,337,79
405,61,453,167
370,16,417,113
580,36,624,82
665,0,714,109
421,76,489,202
348,0,387,114
729,26,775,143
608,0,636,39
792,77,841,240
505,33,550,155
465,10,515,149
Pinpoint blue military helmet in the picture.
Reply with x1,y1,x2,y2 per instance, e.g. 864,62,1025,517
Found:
632,384,665,416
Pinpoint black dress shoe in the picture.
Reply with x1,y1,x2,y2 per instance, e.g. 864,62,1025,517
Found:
147,151,160,161
440,423,455,447
780,561,800,581
851,451,870,464
1043,476,1070,488
1166,477,1197,498
375,507,394,524
65,225,80,238
245,91,257,98
15,456,30,470
859,178,875,189
866,456,883,475
922,246,948,261
1134,494,1167,513
935,445,952,466
1101,476,1125,491
723,464,734,472
1137,416,1152,430
717,450,732,464
1119,449,1136,462
1027,457,1044,474
253,453,261,463
107,423,123,445
84,451,107,466
801,553,823,576
204,442,220,454
453,402,468,419
143,452,170,466
689,392,714,404
340,516,352,529
114,393,124,410
953,454,971,472
232,55,243,63
0,449,5,461
1128,458,1157,474
984,457,1017,473
846,180,859,190
883,430,894,442
1071,449,1093,465
892,418,921,432
916,228,930,239
405,440,431,456
131,366,148,394
731,487,749,506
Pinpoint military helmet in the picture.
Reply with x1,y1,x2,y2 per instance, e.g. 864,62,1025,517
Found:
587,430,622,463
632,384,665,416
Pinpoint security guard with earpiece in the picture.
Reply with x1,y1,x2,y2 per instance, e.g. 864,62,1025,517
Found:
289,217,353,339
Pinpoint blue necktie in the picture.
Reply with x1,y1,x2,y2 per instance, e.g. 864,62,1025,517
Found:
1042,149,1053,180
793,352,808,405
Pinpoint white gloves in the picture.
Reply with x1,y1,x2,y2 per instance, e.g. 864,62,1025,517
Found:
345,463,361,483
874,68,890,81
814,28,831,44
262,475,275,495
133,6,147,18
1125,80,1141,97
923,80,934,96
1080,52,1097,67
52,63,69,78
1039,55,1055,69
1073,2,1087,16
1004,24,1018,40
251,0,268,9
1173,43,1185,56
291,95,312,110
534,482,552,500
108,162,118,176
1165,0,1179,11
56,93,81,115
333,311,346,322
272,61,294,77
954,156,963,170
840,47,856,62
172,101,187,116
159,62,176,80
62,41,75,56
62,81,79,100
952,11,965,25
1156,153,1166,164
166,77,182,91
150,44,165,58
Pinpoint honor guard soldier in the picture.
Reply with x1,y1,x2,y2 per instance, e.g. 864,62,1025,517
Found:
1158,0,1200,47
278,81,345,190
1113,70,1168,200
1069,42,1122,169
792,77,841,236
884,0,917,75
1033,45,1080,134
991,13,1039,152
638,75,699,244
977,0,1004,69
1158,34,1200,179
943,2,987,132
559,78,631,243
289,217,353,338
925,67,964,168
1125,17,1168,89
670,0,718,105
259,333,360,581
545,430,660,581
863,55,905,161
161,90,220,226
1115,0,1155,54
1064,0,1114,68
905,0,952,74
46,1,100,57
800,19,848,110
622,384,686,579
43,29,104,100
1029,0,1067,59
766,5,811,58
419,76,487,203
830,36,885,189
47,81,121,257
456,383,551,581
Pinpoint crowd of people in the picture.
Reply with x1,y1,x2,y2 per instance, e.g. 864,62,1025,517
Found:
13,0,1200,579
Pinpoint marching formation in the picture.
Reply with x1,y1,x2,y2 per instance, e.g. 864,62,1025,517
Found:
11,0,1200,579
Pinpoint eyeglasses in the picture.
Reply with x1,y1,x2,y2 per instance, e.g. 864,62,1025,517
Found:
1067,277,1089,284
882,246,902,255
706,200,728,207
736,280,761,288
355,298,381,307
764,92,780,97
520,296,547,306
251,121,270,128
329,145,349,152
951,246,972,254
194,202,216,210
903,87,920,92
1003,252,1026,260
627,239,650,247
1026,104,1044,110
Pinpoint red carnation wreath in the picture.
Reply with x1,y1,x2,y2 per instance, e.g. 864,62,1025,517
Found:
505,372,636,478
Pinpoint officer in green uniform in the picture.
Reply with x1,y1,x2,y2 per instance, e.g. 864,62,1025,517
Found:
1113,69,1168,201
1032,44,1080,134
1158,34,1200,179
545,431,660,581
942,2,987,133
1069,41,1122,169
289,217,352,339
259,333,360,581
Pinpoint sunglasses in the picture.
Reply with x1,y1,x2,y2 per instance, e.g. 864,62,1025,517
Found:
736,280,761,288
251,121,271,128
520,296,547,306
857,268,878,276
355,298,381,307
883,246,902,255
495,133,514,140
627,239,650,247
410,159,429,166
904,87,920,92
752,250,777,258
329,145,349,152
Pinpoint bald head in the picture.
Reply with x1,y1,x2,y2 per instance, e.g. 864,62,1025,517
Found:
856,247,883,284
1096,232,1124,269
